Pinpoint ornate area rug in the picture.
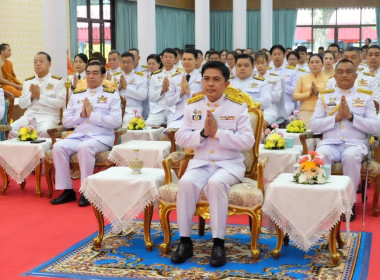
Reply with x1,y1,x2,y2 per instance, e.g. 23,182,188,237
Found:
24,221,371,280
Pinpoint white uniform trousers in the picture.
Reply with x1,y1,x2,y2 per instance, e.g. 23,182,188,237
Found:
177,164,239,239
52,136,110,190
145,112,166,126
317,143,364,192
8,116,58,139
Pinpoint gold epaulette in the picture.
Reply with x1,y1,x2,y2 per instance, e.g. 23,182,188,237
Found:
141,65,148,69
364,72,375,77
25,75,35,81
319,88,335,94
329,75,334,79
253,75,265,81
135,71,144,76
229,75,234,80
267,66,272,70
224,86,261,110
73,89,86,94
113,71,122,76
153,68,163,75
358,88,373,95
171,71,182,77
269,72,279,76
286,65,296,70
297,68,306,72
103,87,116,94
52,75,62,80
187,93,204,104
358,67,364,71
176,66,184,71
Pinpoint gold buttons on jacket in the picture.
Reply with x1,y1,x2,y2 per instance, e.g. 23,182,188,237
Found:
86,120,89,124
210,150,214,154
210,136,214,140
211,108,215,112
211,160,215,163
85,130,88,133
341,136,344,139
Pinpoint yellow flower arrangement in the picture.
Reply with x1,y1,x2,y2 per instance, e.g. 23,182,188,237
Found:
18,118,38,141
128,110,146,130
294,151,327,184
286,110,306,133
264,123,286,149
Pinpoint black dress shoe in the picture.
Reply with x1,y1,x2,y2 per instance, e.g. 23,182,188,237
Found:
78,194,91,207
50,190,76,205
170,241,193,264
210,243,226,267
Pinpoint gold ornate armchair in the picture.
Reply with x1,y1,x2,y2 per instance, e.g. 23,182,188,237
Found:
0,90,14,140
158,105,266,261
43,96,127,198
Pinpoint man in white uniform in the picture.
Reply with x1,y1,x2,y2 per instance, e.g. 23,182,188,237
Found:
106,50,122,79
50,61,122,206
9,52,65,139
310,59,380,220
171,61,255,267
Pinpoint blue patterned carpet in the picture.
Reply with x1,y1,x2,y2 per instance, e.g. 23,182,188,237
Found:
24,221,371,280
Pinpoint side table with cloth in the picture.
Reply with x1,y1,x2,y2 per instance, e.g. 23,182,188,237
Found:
278,128,319,151
259,144,302,185
121,127,164,143
108,140,171,168
0,138,52,196
80,166,178,251
262,173,356,265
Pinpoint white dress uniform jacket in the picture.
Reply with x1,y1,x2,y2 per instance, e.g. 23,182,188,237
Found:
9,73,65,138
166,70,202,128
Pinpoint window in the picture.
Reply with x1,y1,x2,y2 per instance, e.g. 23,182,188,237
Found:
76,0,115,58
294,8,377,53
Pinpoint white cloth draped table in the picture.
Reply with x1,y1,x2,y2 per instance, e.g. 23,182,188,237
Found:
262,173,356,251
80,166,177,233
108,140,171,168
259,144,302,184
121,127,164,143
278,129,319,151
0,138,52,183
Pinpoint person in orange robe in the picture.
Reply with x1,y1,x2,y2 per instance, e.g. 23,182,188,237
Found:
0,43,23,97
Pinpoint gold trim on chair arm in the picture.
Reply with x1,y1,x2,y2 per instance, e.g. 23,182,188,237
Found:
256,156,267,196
47,125,72,145
299,131,322,155
114,127,127,145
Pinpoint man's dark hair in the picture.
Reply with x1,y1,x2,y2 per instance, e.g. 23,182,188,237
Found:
161,48,177,58
335,58,355,70
269,44,285,55
36,51,52,62
368,45,380,51
344,46,360,56
74,53,88,64
128,48,139,54
361,45,369,51
182,48,198,59
286,51,300,60
86,60,106,74
121,51,135,61
108,50,120,57
235,53,253,65
285,47,292,52
366,38,372,43
0,43,10,52
296,45,307,53
201,61,230,81
328,43,340,52
209,50,220,58
195,49,203,57
318,46,324,51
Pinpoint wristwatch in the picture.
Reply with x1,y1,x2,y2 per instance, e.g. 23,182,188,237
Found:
200,129,208,138
349,113,354,122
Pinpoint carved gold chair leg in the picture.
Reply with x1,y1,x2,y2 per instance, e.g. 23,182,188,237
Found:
336,219,345,249
329,223,341,266
0,166,9,195
250,211,262,261
35,161,42,197
93,206,105,249
144,203,154,251
159,203,175,255
372,178,380,217
271,225,284,260
44,161,55,198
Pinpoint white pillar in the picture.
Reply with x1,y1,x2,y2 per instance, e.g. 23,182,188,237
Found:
42,0,67,78
261,0,273,49
195,0,210,53
233,0,247,50
137,0,156,63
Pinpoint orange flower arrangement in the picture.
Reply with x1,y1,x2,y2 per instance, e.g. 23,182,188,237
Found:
294,151,327,184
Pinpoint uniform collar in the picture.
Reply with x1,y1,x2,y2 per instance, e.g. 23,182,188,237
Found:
88,85,103,94
37,72,50,81
337,86,355,95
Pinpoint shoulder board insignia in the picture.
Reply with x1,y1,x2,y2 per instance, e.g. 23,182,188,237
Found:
52,75,62,80
113,71,122,76
229,75,234,80
358,88,373,95
297,68,306,72
25,75,35,81
269,72,279,76
358,67,364,71
329,75,334,79
187,93,204,104
171,71,181,77
141,65,148,69
253,76,265,81
73,89,86,94
286,65,295,70
319,88,335,94
153,68,163,75
135,71,144,76
103,87,116,94
363,72,375,77
225,86,260,109
176,67,184,71
267,66,272,70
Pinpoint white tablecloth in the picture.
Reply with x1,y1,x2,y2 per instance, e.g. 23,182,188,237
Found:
108,140,171,168
0,138,51,183
262,173,356,251
80,166,177,233
278,129,318,151
121,127,164,143
259,144,302,184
